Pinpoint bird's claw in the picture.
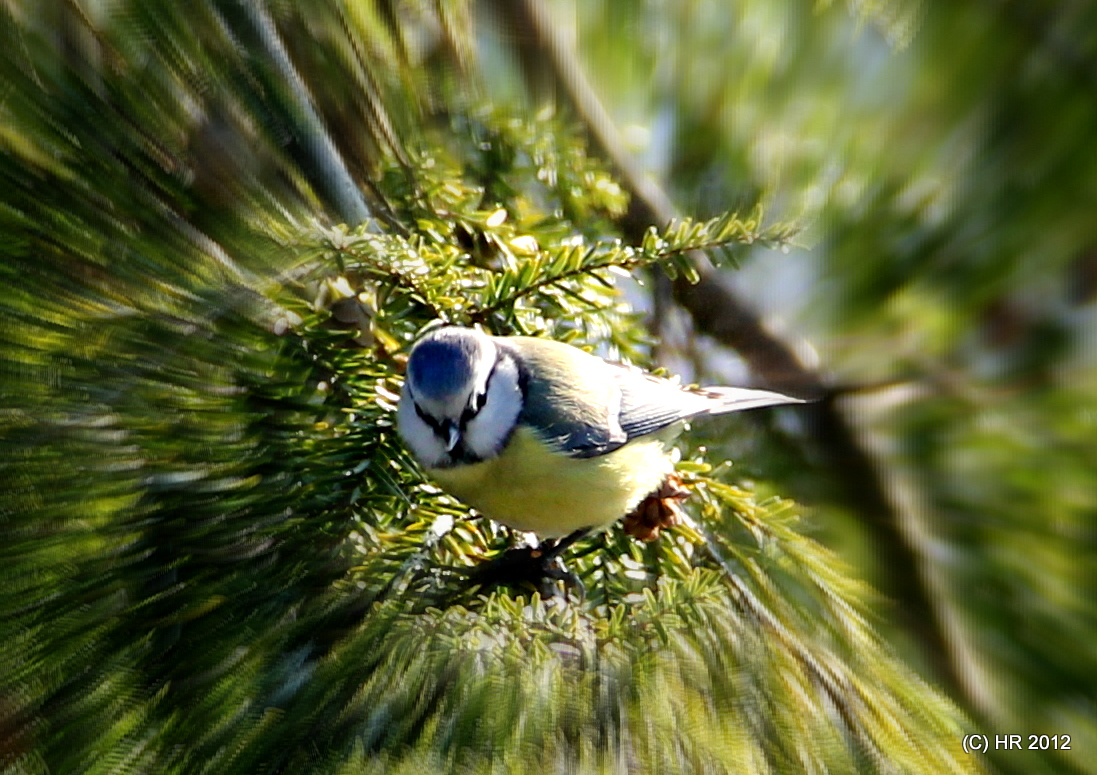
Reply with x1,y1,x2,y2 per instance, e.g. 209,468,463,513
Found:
470,529,589,599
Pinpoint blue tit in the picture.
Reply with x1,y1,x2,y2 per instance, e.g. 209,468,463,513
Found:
397,326,802,539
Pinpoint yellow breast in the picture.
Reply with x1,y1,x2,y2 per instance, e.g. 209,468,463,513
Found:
428,426,675,537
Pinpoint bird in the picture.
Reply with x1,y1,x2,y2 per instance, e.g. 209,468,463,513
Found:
397,326,803,553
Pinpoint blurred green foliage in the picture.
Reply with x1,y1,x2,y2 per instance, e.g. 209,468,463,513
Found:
2,0,1095,774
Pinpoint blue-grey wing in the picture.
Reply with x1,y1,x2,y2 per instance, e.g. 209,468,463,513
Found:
517,384,627,458
503,338,628,458
521,363,701,457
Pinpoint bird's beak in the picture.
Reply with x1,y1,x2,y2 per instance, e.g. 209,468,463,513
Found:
445,423,461,452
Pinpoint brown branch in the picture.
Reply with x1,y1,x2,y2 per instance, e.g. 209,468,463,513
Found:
489,0,986,714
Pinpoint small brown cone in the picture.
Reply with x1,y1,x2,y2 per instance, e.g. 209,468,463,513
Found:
622,472,690,542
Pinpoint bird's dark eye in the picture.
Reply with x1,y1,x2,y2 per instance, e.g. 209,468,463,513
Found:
459,392,487,426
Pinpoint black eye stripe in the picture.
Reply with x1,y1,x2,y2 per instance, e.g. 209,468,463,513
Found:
414,401,448,437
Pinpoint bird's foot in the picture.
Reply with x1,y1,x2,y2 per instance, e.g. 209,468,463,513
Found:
622,473,690,542
471,528,590,599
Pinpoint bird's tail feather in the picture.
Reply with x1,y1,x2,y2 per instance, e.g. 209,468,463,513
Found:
699,386,806,414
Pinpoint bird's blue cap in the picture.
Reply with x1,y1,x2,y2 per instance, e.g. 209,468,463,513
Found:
407,330,483,401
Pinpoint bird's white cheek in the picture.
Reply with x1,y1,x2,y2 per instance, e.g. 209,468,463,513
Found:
397,386,448,468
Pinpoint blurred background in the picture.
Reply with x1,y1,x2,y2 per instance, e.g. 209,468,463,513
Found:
2,1,1096,773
